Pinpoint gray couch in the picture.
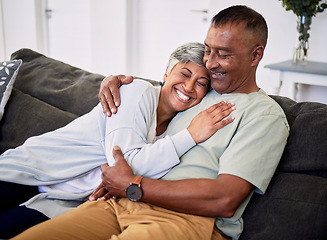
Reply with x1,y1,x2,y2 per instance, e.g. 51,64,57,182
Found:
1,49,326,240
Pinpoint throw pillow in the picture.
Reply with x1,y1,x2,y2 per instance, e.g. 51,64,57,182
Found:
0,59,22,120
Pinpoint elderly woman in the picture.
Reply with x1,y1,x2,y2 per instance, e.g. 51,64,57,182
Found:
0,42,235,238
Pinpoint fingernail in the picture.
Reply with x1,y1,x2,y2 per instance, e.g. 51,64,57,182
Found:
113,146,120,150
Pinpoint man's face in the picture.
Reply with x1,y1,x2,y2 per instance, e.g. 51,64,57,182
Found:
203,23,257,94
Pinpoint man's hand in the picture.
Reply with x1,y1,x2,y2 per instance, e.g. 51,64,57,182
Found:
98,75,134,117
89,181,111,201
90,146,135,201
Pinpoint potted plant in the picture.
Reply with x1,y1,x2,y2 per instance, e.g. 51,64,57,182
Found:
278,0,327,64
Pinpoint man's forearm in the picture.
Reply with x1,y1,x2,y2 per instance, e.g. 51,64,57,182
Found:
140,174,253,218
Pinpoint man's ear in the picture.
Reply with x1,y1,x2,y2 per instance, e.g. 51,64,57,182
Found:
251,45,264,66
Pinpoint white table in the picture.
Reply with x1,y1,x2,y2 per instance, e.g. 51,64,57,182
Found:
265,60,327,101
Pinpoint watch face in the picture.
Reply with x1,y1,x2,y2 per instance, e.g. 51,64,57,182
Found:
126,184,143,202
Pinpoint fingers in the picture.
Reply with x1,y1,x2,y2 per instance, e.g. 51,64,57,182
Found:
112,146,126,166
89,182,108,201
206,101,234,113
98,75,134,117
100,87,115,117
120,75,134,85
109,75,134,114
100,192,112,201
215,115,235,129
212,103,235,120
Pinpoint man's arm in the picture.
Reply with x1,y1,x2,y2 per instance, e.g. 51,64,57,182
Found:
98,75,133,116
91,146,253,218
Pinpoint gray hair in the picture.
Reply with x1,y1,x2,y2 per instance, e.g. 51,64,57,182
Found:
166,42,206,75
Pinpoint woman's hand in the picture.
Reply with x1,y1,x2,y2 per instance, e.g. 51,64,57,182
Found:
98,75,134,116
187,101,235,144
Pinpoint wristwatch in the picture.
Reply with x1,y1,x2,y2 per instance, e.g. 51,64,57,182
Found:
126,176,143,202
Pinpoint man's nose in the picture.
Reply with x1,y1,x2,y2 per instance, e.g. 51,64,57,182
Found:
204,53,219,70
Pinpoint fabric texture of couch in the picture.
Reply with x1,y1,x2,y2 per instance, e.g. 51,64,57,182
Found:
1,48,326,240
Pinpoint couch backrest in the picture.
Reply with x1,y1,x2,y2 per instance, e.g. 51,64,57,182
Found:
270,95,327,177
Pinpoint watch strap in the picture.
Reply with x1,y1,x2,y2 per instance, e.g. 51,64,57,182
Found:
131,176,143,186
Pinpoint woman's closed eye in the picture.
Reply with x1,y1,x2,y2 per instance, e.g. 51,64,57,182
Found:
181,72,190,78
197,79,209,88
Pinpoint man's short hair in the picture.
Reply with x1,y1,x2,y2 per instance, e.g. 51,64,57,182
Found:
211,5,268,48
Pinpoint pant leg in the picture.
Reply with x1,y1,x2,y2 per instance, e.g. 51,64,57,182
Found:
13,198,216,240
110,199,215,240
12,200,121,240
211,227,232,240
0,205,49,239
0,181,39,215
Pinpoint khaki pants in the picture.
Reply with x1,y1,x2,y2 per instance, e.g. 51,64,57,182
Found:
13,199,230,240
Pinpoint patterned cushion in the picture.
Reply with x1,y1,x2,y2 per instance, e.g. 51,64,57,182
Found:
0,59,22,120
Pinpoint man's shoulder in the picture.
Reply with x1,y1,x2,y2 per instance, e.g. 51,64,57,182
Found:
202,89,284,115
197,90,289,129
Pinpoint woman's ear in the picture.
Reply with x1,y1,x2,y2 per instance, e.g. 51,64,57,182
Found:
163,67,168,83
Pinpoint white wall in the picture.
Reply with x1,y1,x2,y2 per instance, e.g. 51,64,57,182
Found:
208,0,327,103
0,0,5,61
1,0,39,60
89,0,128,75
134,0,210,80
1,0,327,103
46,0,93,72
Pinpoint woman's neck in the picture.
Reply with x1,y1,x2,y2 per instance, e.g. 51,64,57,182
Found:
156,98,177,136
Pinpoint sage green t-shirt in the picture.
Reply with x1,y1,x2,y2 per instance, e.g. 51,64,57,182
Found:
163,89,289,240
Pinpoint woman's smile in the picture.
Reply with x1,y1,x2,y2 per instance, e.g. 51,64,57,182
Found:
175,88,192,102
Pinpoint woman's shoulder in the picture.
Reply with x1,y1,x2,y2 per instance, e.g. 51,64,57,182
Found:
118,79,160,109
124,79,157,90
120,79,160,99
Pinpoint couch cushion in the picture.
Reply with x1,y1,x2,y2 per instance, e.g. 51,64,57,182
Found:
10,48,105,116
0,88,77,153
270,95,327,177
240,172,327,240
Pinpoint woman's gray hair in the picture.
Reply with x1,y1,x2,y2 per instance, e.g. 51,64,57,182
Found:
166,42,206,75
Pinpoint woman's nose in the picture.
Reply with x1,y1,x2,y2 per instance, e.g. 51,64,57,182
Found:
183,79,195,92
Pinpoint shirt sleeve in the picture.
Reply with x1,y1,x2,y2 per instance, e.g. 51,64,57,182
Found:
218,113,289,194
103,81,196,179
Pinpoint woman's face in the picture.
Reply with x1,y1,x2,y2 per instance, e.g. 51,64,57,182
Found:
161,61,210,113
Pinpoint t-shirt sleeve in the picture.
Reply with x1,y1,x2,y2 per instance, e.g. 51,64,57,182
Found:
218,114,289,194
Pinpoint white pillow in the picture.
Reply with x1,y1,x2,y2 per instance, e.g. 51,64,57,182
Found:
0,59,22,120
